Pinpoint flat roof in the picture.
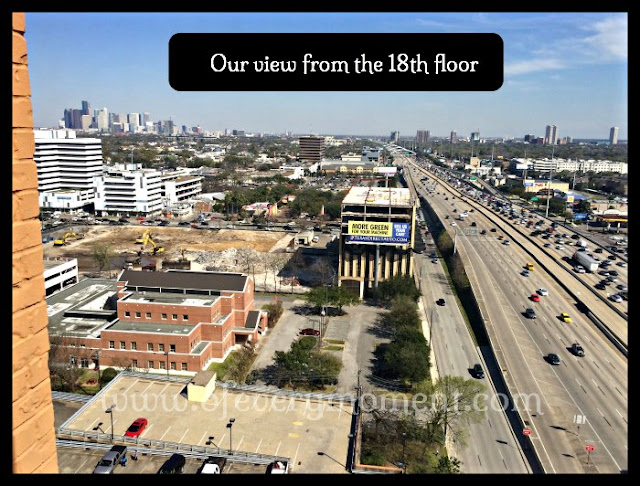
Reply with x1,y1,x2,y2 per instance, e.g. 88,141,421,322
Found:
43,258,75,270
46,278,118,338
342,186,412,207
122,290,219,307
105,320,195,335
118,269,248,293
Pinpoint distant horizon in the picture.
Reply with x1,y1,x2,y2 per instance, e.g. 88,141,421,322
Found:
26,12,627,139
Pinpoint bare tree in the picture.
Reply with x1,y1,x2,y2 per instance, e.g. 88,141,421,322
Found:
269,253,289,293
287,250,306,293
236,247,258,285
48,334,89,393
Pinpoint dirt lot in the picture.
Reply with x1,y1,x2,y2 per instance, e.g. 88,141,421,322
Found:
43,226,290,275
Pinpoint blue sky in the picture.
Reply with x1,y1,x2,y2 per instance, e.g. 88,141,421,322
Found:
25,12,627,139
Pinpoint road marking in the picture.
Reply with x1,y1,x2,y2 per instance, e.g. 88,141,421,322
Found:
219,432,226,445
159,426,172,441
178,428,189,444
255,438,263,453
274,441,282,456
88,417,102,430
74,456,91,473
123,378,140,395
198,430,209,445
542,316,547,322
292,442,301,466
140,381,154,395
236,436,244,450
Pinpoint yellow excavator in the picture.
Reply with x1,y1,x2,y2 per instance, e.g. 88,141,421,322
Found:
141,231,164,255
135,229,151,244
53,232,77,246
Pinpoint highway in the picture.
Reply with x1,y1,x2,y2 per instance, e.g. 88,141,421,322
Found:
401,156,628,474
413,209,530,474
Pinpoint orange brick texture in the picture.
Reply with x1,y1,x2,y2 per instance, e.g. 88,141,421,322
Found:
12,12,59,473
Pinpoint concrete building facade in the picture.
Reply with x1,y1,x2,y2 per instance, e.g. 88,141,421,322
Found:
338,187,416,298
298,136,325,165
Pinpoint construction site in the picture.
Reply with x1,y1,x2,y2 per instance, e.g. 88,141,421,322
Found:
42,225,334,292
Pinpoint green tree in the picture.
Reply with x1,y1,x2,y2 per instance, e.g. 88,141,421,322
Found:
434,456,461,474
377,275,421,305
92,244,113,273
384,328,430,383
328,285,360,314
384,296,422,331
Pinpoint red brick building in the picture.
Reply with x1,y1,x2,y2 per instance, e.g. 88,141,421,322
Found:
48,270,267,374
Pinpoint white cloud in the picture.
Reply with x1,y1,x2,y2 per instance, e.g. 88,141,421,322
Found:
415,18,449,28
504,58,565,76
582,15,627,61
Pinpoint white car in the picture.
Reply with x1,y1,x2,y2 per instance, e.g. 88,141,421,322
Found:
617,284,628,292
574,265,586,273
537,288,549,296
610,294,623,303
502,240,511,245
451,222,457,226
556,245,564,250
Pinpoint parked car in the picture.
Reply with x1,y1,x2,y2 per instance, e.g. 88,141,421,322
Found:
178,221,190,226
300,328,320,336
158,454,186,474
472,364,485,379
118,218,129,223
197,456,227,474
93,446,127,474
124,418,148,438
158,220,170,226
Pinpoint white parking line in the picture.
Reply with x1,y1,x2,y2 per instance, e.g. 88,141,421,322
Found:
198,430,209,445
159,426,172,441
140,381,155,395
274,441,282,456
255,438,263,453
178,428,189,444
74,456,91,473
123,378,140,395
236,436,244,451
292,442,301,466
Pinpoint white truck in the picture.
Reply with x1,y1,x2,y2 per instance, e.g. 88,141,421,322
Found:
573,251,599,272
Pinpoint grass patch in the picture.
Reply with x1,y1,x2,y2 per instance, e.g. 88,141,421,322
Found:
323,345,343,351
323,338,345,345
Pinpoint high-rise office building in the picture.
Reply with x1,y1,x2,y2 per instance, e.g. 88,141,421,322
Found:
609,126,619,145
143,112,151,124
97,107,109,132
416,130,430,143
81,114,92,130
128,113,140,133
545,125,558,145
81,100,91,115
390,131,400,143
63,108,73,129
298,135,325,164
470,131,480,142
450,130,458,144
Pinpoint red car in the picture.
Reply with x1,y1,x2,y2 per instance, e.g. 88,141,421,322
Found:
530,294,540,302
299,328,320,336
124,418,148,438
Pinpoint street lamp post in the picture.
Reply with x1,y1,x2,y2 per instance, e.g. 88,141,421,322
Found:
227,418,235,454
94,351,101,390
105,405,115,442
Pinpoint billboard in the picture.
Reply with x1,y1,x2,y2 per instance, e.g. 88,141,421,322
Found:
346,221,410,245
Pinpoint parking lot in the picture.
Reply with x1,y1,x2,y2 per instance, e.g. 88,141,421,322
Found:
57,447,267,474
60,374,353,473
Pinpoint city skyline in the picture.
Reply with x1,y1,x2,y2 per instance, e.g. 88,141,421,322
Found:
26,12,627,139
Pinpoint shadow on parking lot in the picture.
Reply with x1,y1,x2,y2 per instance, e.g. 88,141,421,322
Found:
365,315,393,339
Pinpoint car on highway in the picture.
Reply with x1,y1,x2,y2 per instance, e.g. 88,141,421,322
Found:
559,313,572,323
556,245,564,250
124,418,148,438
616,261,626,268
610,294,623,303
599,270,611,276
472,364,485,379
571,234,580,240
431,258,438,264
530,294,540,302
574,265,586,273
522,269,530,277
600,279,612,287
490,228,496,232
178,221,190,226
471,221,477,226
547,353,562,365
537,288,549,296
480,229,487,235
608,254,617,260
502,240,511,245
594,247,603,253
436,298,446,306
158,221,170,226
450,222,457,226
608,270,619,277
606,275,618,283
543,242,551,248
525,308,537,319
571,342,585,357
300,328,320,336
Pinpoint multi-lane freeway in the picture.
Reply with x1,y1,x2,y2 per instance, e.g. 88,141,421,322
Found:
401,155,628,474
